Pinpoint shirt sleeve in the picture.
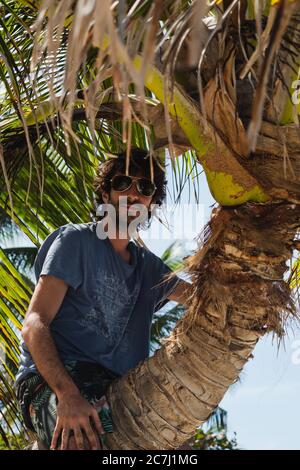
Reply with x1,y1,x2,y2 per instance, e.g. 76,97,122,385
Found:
39,224,83,290
150,255,181,312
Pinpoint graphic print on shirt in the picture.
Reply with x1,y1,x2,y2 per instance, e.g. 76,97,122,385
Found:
78,271,140,354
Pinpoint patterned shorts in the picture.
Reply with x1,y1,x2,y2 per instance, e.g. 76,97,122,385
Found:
16,361,120,449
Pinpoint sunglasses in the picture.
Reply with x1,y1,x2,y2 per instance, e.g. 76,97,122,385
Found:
110,174,157,197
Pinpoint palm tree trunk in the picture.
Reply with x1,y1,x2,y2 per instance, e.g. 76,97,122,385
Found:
105,201,300,450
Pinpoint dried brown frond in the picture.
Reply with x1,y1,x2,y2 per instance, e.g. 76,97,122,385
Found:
247,1,299,152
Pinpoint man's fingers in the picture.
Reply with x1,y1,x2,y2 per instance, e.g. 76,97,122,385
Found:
73,427,85,450
60,428,70,450
67,435,78,450
91,408,105,435
84,421,101,450
50,423,62,450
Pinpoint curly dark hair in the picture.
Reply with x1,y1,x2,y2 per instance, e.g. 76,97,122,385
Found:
93,148,167,228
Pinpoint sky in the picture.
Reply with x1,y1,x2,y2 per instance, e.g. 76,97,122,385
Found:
3,155,300,450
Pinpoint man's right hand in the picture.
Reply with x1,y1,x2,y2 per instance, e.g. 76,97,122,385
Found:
51,392,105,450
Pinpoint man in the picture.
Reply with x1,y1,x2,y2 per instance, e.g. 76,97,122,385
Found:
15,148,192,450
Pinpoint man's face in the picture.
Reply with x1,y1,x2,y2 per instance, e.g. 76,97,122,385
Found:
102,171,154,231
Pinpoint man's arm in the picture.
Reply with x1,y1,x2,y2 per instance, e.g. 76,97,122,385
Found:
167,280,193,307
22,275,104,450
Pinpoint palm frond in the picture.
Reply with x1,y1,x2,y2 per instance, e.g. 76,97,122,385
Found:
0,244,32,447
204,406,227,433
150,303,185,354
0,207,16,242
0,247,31,359
246,1,298,151
0,366,26,449
150,241,191,353
2,247,37,274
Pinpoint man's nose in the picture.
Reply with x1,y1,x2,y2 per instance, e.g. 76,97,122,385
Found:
127,181,140,199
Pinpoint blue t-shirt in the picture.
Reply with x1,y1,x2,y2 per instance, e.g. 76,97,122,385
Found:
15,222,180,385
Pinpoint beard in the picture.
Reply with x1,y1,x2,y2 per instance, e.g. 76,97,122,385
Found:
105,195,148,238
107,197,139,238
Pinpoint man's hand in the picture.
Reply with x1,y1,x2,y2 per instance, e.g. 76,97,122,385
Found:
167,280,193,307
51,392,105,450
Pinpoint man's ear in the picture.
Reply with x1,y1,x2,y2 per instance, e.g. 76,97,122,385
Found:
102,191,109,204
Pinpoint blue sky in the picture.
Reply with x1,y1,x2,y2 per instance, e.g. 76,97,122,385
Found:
221,333,300,450
4,155,300,450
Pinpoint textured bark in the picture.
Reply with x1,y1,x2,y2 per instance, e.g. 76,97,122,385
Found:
201,76,300,203
105,201,300,450
246,123,300,201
